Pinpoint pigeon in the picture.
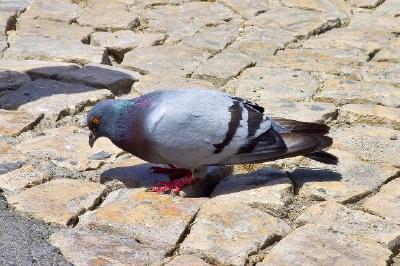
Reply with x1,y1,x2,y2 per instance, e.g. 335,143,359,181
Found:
87,88,337,194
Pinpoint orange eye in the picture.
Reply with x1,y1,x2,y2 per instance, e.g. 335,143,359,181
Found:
91,116,100,126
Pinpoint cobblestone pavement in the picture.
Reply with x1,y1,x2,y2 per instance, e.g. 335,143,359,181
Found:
0,0,400,265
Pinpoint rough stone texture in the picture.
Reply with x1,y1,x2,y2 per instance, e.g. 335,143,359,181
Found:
0,69,31,90
179,198,291,265
218,0,276,19
331,125,400,167
349,13,400,34
20,0,79,23
16,18,93,43
340,104,400,130
316,79,400,107
90,30,166,59
122,44,210,76
79,188,206,252
296,201,400,250
77,0,139,31
0,79,113,120
6,179,106,225
0,59,80,79
0,110,43,136
57,63,140,95
51,227,165,265
164,255,210,266
361,62,400,84
362,178,400,224
210,168,293,218
291,149,399,203
375,0,400,16
5,35,109,65
192,50,254,86
225,66,318,103
259,224,392,266
374,39,400,63
16,126,122,171
349,0,384,8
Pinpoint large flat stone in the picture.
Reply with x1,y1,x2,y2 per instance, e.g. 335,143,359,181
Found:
16,18,93,43
375,0,400,16
20,0,79,23
259,224,392,266
51,227,165,265
57,63,140,95
291,149,399,203
90,30,166,60
122,44,210,76
0,79,113,120
331,125,400,167
179,198,291,266
0,70,31,91
192,50,254,87
218,0,276,19
361,62,400,84
79,188,206,252
16,126,122,171
374,39,400,63
225,66,318,103
340,104,400,130
0,0,31,13
0,110,42,137
0,59,80,79
316,79,400,107
349,13,400,34
77,0,139,31
296,201,400,250
164,255,210,266
362,178,400,224
5,35,109,65
6,179,106,225
211,168,293,218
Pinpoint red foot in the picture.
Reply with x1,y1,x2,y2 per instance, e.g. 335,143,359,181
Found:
147,175,193,195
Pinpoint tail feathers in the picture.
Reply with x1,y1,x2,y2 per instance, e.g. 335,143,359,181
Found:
305,151,338,165
271,117,330,135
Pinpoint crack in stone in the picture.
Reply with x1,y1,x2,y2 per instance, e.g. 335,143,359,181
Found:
246,234,284,265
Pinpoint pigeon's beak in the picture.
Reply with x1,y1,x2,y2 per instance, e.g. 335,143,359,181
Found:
88,131,98,148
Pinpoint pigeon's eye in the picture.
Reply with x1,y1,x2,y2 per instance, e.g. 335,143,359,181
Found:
91,116,101,126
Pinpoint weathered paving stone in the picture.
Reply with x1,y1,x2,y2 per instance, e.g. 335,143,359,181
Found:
265,101,338,123
296,201,400,250
16,18,93,43
259,49,359,76
51,227,165,265
0,79,113,120
57,63,140,95
374,39,400,63
90,31,166,60
302,28,392,61
375,0,400,17
142,2,237,43
5,35,110,65
127,74,215,97
210,168,293,218
331,125,400,167
20,0,79,23
258,224,392,266
340,104,400,130
0,70,31,91
6,179,106,225
291,149,399,203
247,6,341,39
218,0,277,19
122,45,210,76
0,11,16,34
0,59,80,79
361,62,400,84
16,126,122,171
79,188,206,252
192,50,254,87
0,110,43,137
77,0,139,31
181,22,241,54
349,13,400,34
225,66,318,103
164,255,210,266
0,0,31,13
230,26,296,62
362,178,400,224
179,199,291,266
316,79,400,107
348,0,385,8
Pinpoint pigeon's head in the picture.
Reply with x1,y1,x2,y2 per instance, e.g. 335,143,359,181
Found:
87,99,135,147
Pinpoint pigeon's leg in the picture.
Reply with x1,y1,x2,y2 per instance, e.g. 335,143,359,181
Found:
150,165,191,181
148,174,193,195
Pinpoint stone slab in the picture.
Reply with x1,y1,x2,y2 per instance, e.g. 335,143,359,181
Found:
361,62,400,84
20,0,79,23
0,110,43,137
